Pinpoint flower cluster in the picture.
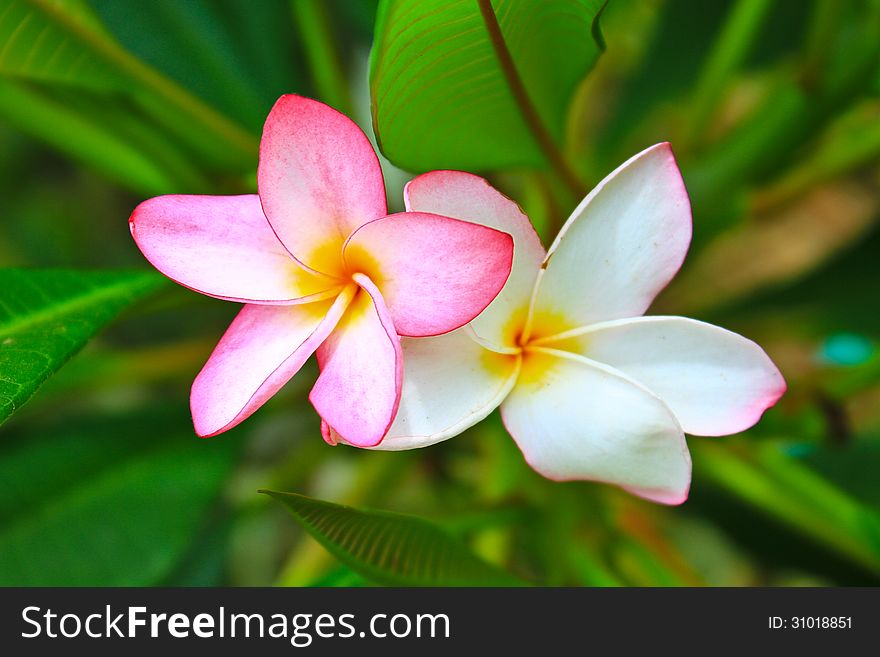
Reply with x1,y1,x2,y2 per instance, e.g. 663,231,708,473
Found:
131,95,784,504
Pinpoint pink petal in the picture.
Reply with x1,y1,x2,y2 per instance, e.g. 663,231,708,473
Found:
501,347,691,505
258,95,387,277
326,328,519,450
342,212,514,337
404,171,545,349
191,288,355,437
309,274,402,447
130,194,341,304
530,143,692,337
540,316,786,436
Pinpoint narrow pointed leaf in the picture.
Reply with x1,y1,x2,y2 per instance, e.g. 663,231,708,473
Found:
0,0,257,169
369,0,605,171
694,441,880,574
262,490,527,586
89,0,305,133
0,269,164,425
0,79,204,194
0,0,125,89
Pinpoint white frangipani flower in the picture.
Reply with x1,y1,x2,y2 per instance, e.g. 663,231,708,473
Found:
327,143,786,505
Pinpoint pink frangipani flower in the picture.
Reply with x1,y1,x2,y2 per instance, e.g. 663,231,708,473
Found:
130,95,514,446
327,143,786,504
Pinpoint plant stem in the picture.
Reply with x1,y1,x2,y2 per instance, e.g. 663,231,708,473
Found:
476,0,585,199
682,0,773,151
292,0,354,115
799,0,844,91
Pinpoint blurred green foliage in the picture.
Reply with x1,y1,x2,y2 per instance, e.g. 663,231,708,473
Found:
1,0,879,586
0,405,239,585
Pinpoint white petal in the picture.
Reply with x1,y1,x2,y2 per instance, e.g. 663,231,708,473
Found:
500,347,691,504
529,143,692,338
327,329,519,450
539,316,786,436
404,170,545,350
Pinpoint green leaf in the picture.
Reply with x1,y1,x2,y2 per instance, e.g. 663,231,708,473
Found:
307,563,371,587
0,79,206,194
680,0,774,150
591,0,809,169
0,408,237,585
369,0,604,176
262,490,528,586
683,3,880,234
0,0,126,89
0,0,257,170
693,441,880,575
803,438,880,509
0,269,164,425
293,0,354,116
89,0,305,134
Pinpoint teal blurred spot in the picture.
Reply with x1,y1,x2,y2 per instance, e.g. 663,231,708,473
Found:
780,442,815,458
818,333,874,366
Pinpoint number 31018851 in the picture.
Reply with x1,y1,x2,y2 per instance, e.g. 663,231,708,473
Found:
769,616,852,629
